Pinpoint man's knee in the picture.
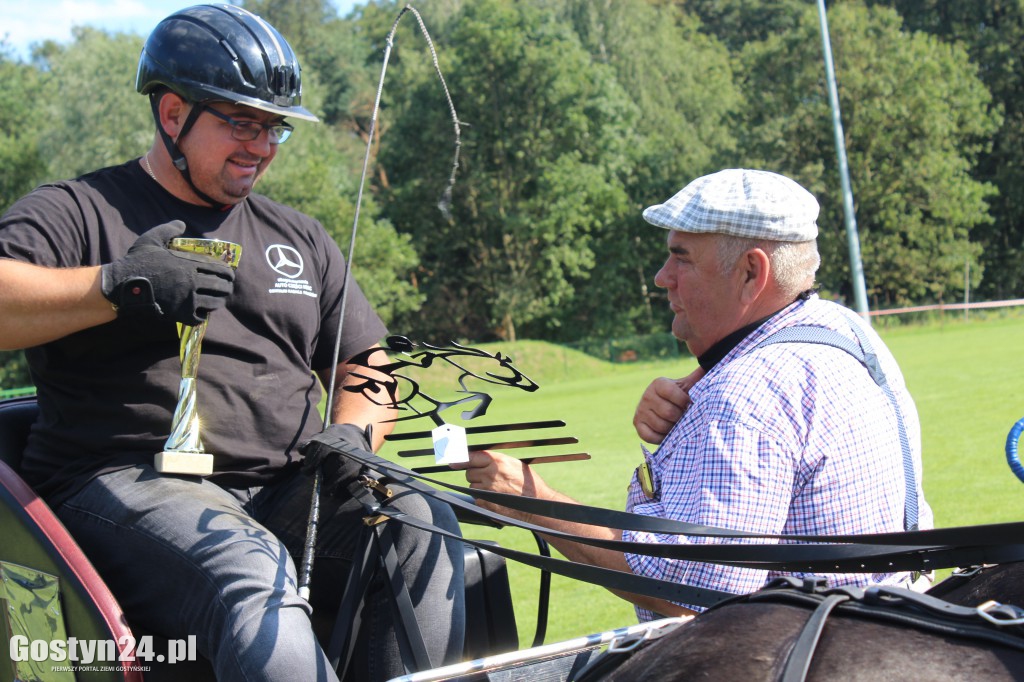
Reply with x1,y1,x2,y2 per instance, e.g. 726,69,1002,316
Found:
388,486,460,532
383,488,463,573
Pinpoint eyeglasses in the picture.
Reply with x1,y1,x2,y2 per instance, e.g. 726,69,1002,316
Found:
201,106,294,144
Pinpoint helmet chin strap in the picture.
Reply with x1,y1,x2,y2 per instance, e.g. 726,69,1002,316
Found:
149,93,232,212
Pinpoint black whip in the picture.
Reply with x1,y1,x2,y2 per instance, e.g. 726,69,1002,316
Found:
298,4,462,601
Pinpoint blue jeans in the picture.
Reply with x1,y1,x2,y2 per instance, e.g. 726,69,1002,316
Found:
55,464,465,681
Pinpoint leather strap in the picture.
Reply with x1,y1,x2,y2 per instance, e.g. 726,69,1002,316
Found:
377,520,434,670
378,507,737,609
308,437,1024,608
325,472,433,676
781,592,850,682
320,438,1024,569
327,519,377,675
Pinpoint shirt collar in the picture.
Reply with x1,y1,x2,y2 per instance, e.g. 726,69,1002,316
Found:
696,289,818,371
697,314,776,371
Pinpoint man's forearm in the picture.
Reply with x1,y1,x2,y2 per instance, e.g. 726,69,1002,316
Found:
0,260,115,349
503,487,697,618
322,349,398,449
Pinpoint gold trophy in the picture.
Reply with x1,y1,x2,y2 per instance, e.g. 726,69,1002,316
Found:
154,238,242,476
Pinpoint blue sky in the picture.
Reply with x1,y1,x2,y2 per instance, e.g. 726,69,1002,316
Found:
0,0,361,61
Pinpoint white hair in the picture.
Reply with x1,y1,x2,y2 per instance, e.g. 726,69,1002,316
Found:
716,235,820,299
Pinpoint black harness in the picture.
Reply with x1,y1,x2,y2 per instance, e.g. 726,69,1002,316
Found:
572,577,1024,682
725,577,1024,682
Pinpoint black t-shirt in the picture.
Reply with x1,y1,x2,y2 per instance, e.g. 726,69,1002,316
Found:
0,159,387,503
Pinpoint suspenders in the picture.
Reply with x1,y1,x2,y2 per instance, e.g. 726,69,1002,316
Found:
755,323,920,532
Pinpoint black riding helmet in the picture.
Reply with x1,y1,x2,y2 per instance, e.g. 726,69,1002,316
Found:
136,4,318,207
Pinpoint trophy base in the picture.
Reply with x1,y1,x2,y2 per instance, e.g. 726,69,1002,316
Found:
155,451,214,476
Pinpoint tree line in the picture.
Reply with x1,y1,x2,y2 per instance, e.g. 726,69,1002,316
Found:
0,0,1019,380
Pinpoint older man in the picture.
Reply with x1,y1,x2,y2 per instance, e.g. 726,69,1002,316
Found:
461,168,932,620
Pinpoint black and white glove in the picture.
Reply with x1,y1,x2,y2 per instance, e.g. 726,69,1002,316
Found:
100,221,236,325
300,423,375,496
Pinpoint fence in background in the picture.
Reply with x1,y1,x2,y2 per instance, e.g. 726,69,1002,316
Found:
572,299,1024,363
869,298,1024,318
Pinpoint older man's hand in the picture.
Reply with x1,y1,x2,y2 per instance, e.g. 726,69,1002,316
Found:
455,450,549,517
633,367,705,444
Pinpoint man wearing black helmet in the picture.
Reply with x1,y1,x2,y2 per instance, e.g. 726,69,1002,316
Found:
0,4,464,681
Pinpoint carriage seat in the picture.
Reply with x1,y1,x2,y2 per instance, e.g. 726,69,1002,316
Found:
0,395,34,471
0,397,213,681
0,397,147,681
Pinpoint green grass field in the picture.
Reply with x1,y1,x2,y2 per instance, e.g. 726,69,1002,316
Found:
379,311,1024,647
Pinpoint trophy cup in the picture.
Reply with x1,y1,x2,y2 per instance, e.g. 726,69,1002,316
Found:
154,238,242,476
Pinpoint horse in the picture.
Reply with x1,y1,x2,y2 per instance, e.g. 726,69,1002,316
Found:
596,563,1024,681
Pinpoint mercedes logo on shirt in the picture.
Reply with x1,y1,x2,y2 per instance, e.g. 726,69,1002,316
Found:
265,244,304,279
265,244,318,298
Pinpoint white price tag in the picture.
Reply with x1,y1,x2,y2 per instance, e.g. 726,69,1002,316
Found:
432,423,469,465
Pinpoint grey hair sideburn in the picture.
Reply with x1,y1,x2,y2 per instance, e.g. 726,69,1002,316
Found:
716,235,820,299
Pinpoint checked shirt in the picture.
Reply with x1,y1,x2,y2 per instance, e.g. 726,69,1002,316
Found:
624,296,933,620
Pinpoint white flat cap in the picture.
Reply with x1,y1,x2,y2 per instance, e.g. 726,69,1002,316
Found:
642,169,819,242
